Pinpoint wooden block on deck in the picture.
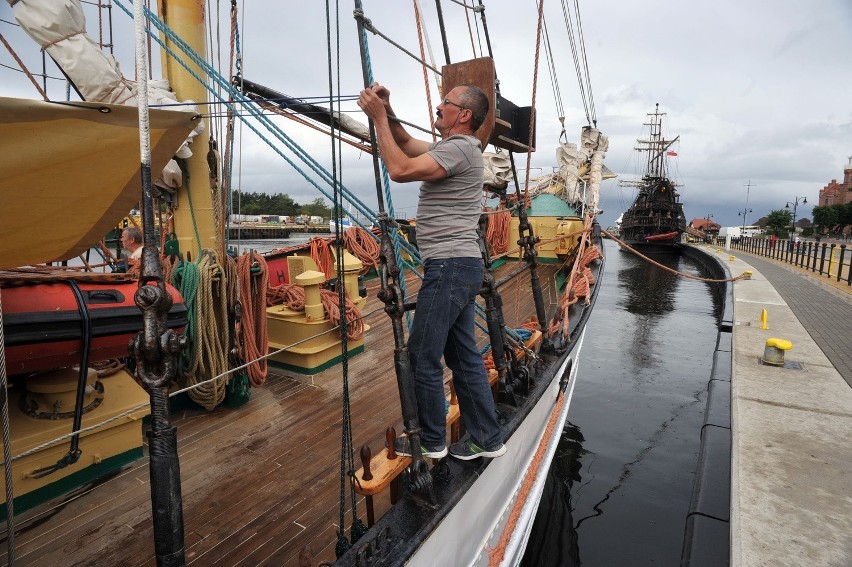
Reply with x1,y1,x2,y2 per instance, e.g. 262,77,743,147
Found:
353,343,535,498
524,330,543,353
353,450,411,496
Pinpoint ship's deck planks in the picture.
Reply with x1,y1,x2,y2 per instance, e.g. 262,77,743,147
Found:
1,262,560,566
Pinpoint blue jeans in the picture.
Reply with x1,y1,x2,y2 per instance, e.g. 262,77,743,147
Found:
408,257,502,450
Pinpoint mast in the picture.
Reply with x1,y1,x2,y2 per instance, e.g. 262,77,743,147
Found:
156,0,218,259
633,103,677,181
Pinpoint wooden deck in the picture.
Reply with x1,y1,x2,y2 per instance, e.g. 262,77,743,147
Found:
1,262,561,566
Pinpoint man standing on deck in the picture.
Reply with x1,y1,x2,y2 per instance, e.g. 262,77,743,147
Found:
358,82,506,460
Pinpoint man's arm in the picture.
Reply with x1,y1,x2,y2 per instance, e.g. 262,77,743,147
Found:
369,84,431,157
359,87,446,183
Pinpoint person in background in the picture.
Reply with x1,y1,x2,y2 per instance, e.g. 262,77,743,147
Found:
358,81,506,461
121,227,144,261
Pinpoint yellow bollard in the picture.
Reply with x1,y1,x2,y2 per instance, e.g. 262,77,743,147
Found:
729,255,735,261
743,270,752,280
762,337,792,366
828,247,838,278
760,308,768,330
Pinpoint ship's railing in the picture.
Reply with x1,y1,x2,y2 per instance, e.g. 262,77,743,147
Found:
731,237,852,286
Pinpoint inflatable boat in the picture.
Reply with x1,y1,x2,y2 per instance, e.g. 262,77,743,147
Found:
2,279,187,375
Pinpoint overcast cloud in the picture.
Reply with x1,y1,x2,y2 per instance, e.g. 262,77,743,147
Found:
2,0,850,229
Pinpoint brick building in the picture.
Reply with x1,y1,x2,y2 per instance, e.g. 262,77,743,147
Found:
818,157,852,206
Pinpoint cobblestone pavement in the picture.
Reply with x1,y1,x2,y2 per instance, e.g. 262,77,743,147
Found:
738,251,852,387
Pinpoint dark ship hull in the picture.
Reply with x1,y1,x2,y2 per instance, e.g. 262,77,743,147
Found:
619,177,686,253
618,105,686,253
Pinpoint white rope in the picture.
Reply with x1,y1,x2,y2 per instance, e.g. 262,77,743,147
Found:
0,289,17,563
133,0,152,168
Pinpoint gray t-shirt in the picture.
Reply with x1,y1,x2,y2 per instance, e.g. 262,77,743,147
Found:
416,134,484,261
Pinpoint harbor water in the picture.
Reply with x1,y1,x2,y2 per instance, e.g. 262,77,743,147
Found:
523,239,723,566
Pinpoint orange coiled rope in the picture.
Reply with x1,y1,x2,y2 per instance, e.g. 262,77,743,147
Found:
342,226,381,275
266,283,305,309
266,284,364,341
485,206,512,256
320,288,365,341
547,214,601,339
310,237,335,279
237,251,269,387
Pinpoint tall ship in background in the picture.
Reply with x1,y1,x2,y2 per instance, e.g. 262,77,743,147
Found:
618,104,686,252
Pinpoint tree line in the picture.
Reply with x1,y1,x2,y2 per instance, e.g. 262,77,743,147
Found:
757,202,851,238
811,202,852,235
230,190,331,218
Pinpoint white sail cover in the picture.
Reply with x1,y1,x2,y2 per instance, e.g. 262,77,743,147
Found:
483,150,512,191
13,0,132,104
13,0,203,179
554,142,585,204
581,127,609,212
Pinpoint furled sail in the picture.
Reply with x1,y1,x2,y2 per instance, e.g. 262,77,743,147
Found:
12,0,203,180
0,97,197,268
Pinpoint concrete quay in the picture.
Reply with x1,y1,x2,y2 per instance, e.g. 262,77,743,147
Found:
722,248,852,567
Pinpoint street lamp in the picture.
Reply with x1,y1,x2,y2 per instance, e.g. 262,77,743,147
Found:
738,208,753,233
703,214,714,242
785,196,807,239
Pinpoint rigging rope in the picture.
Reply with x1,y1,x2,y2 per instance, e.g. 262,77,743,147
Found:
353,4,415,328
604,230,751,283
553,217,600,337
0,32,48,100
412,0,438,140
325,2,367,549
354,10,440,74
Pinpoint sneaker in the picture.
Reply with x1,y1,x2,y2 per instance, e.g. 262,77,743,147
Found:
449,440,507,460
393,436,448,459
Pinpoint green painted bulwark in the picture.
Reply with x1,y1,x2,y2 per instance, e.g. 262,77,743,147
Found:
0,448,143,522
268,343,365,375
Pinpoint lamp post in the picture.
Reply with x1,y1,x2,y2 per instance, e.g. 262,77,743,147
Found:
738,207,753,233
785,196,807,239
704,214,714,243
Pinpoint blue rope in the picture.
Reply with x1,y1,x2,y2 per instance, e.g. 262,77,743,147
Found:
357,11,413,326
479,328,533,356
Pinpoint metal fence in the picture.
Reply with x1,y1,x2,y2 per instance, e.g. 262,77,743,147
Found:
731,238,852,286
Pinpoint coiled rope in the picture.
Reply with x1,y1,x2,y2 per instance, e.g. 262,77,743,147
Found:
173,250,230,410
266,283,364,341
342,226,381,274
485,205,512,256
481,322,538,372
310,237,336,280
237,251,269,386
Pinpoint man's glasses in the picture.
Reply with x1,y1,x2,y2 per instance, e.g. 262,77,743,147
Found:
442,98,467,111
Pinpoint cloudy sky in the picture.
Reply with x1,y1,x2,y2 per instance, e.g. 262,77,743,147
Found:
3,0,851,229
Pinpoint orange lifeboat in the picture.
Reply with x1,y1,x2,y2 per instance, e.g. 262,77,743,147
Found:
2,279,186,375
